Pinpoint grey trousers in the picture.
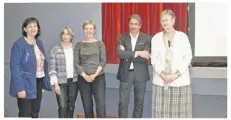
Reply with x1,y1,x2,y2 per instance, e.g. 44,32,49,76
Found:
118,70,146,118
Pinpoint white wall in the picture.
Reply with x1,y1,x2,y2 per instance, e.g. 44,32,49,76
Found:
195,3,227,57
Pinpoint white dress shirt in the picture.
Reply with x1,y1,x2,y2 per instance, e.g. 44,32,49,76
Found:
129,32,139,70
151,30,192,87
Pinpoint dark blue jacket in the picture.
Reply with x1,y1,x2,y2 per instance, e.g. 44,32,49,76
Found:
9,37,52,99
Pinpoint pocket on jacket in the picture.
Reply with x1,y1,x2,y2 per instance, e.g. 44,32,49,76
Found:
21,72,32,90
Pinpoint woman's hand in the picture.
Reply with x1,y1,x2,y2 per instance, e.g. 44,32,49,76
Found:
160,72,171,84
168,72,180,83
82,73,93,82
89,73,98,81
54,84,61,95
18,91,26,98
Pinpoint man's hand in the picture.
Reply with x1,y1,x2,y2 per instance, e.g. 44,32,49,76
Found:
135,51,150,59
119,45,125,51
139,51,150,59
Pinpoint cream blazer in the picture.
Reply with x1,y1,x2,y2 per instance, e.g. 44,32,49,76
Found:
151,30,192,87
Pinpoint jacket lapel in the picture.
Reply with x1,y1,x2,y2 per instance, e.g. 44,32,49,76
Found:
135,33,144,51
126,34,132,51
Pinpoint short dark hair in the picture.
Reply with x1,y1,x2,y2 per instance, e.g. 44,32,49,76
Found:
22,17,41,38
128,14,142,25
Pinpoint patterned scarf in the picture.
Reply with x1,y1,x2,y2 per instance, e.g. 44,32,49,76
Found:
163,31,174,90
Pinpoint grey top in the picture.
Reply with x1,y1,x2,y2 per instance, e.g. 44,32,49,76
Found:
74,40,106,75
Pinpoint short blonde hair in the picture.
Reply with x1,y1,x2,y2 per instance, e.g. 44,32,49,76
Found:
160,9,176,21
128,14,142,25
82,20,96,30
60,26,74,42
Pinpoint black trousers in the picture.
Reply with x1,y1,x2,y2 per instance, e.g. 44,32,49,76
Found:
56,79,78,118
17,78,43,118
78,73,106,118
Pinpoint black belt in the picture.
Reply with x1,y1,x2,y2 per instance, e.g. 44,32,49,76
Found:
36,77,44,80
67,78,73,83
129,69,134,72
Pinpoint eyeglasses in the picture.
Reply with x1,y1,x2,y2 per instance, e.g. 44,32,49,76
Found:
160,19,168,23
129,23,140,26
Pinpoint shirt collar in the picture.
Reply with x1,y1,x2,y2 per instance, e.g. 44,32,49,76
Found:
130,32,139,40
61,42,72,48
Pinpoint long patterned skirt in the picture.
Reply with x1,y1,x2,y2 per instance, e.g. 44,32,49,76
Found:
152,84,192,118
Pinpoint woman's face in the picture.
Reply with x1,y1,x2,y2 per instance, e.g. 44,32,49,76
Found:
61,29,72,43
84,24,95,38
161,14,175,32
24,22,38,37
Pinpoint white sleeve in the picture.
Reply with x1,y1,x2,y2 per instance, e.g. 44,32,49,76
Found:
151,34,164,76
176,33,192,75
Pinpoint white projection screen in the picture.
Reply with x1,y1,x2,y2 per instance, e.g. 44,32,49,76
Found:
194,3,227,57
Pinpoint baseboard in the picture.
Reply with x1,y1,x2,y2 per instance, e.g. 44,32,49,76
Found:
76,114,117,118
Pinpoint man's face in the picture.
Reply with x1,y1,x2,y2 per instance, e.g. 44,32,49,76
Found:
129,18,141,34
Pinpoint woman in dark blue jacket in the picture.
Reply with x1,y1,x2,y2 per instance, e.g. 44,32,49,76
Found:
9,17,52,118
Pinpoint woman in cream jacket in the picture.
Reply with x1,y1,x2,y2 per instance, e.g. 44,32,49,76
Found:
151,9,192,118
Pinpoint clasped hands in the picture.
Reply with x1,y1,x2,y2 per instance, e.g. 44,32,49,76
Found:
82,73,98,83
160,71,179,84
